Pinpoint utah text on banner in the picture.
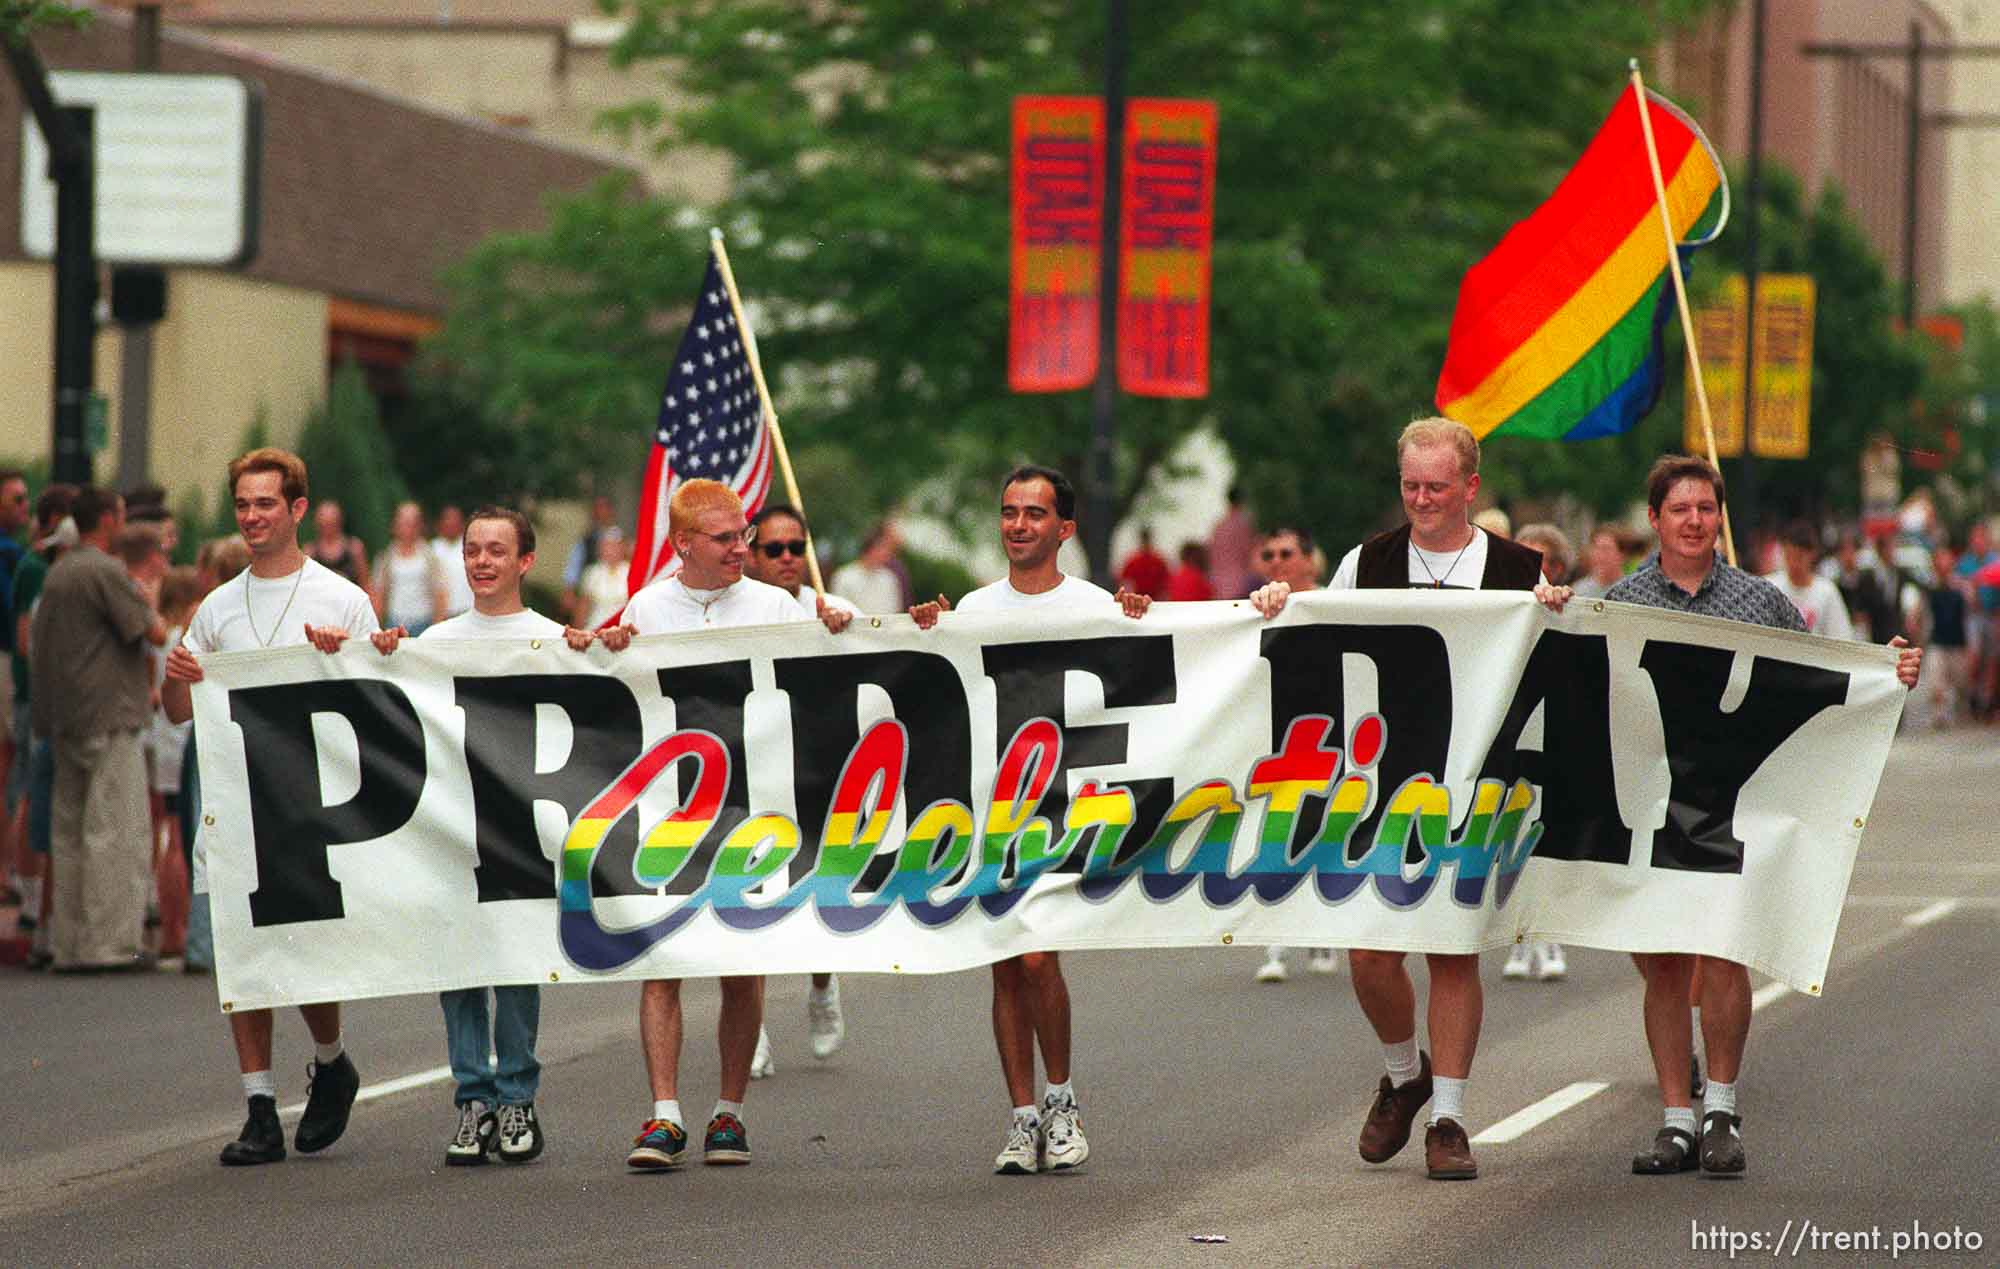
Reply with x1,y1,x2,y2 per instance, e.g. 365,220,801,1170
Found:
190,593,1906,1012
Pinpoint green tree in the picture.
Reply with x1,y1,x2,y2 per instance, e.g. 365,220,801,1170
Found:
295,364,409,553
0,2,91,43
433,1,1727,552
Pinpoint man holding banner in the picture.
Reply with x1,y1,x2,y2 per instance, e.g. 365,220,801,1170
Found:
910,465,1151,1177
1540,456,1921,1178
603,479,849,1172
163,448,377,1167
1251,417,1544,1182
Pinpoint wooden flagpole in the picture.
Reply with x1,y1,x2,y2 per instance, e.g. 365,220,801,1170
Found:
708,227,828,595
1629,60,1738,567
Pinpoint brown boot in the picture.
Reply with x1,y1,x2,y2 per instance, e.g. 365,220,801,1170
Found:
1424,1116,1478,1180
1358,1051,1432,1163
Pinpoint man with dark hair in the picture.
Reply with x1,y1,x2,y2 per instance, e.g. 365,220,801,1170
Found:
744,502,857,1066
1766,520,1854,639
165,447,378,1167
7,484,75,948
364,505,590,1167
1251,417,1547,1182
910,465,1151,1176
831,518,907,614
1540,454,1920,1177
30,487,169,971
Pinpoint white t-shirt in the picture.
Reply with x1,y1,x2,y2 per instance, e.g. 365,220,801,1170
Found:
431,537,475,616
576,561,629,630
956,573,1115,612
1764,571,1856,641
183,558,377,893
183,557,379,654
829,560,905,614
1329,528,1493,591
422,607,566,641
792,585,860,619
623,574,806,635
378,544,442,629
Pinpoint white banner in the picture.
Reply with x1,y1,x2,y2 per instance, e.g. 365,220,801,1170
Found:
191,592,1906,1012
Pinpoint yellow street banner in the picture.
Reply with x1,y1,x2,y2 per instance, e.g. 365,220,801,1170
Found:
1684,274,1816,460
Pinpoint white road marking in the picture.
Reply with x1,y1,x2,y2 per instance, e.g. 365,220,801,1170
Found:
278,1064,453,1119
1901,898,1961,928
1750,982,1792,1011
1469,1081,1609,1145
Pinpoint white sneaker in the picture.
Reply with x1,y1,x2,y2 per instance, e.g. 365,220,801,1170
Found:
1307,948,1340,975
807,982,846,1060
750,1025,776,1079
1536,942,1567,981
1502,943,1535,980
994,1116,1041,1175
1040,1098,1089,1171
1254,949,1289,983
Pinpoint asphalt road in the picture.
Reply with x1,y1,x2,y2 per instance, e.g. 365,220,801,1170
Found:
1,728,1994,1267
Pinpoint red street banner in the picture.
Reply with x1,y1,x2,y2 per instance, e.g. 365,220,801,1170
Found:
1118,98,1216,398
1009,96,1105,392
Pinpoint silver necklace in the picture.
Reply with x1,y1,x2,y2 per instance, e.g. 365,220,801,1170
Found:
1415,532,1475,589
245,564,306,647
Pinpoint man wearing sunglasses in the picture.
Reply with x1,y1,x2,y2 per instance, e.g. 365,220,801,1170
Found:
599,480,850,1173
744,503,858,1067
1249,418,1545,1182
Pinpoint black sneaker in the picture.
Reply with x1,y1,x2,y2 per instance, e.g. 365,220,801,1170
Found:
496,1103,544,1164
1699,1111,1745,1176
703,1112,751,1165
295,1052,360,1154
445,1101,497,1166
220,1095,286,1166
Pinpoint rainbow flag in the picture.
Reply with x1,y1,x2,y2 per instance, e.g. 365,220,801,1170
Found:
1435,87,1728,441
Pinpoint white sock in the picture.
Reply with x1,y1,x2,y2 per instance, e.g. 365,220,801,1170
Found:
652,1098,682,1125
1042,1079,1074,1109
1664,1106,1698,1135
313,1033,344,1065
1012,1103,1040,1127
713,1098,743,1121
1429,1075,1467,1126
1384,1037,1421,1086
808,983,836,1005
242,1070,276,1101
1704,1080,1738,1128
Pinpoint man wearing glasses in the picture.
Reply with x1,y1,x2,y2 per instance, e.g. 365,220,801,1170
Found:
602,480,848,1173
744,503,858,1068
1249,418,1545,1182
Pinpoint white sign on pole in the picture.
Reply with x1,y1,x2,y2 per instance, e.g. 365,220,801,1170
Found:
19,71,260,266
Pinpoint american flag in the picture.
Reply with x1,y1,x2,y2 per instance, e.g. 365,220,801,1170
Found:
625,249,774,596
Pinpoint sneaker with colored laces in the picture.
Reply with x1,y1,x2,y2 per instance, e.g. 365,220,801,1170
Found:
626,1118,687,1170
219,1094,286,1167
496,1102,543,1164
750,1025,776,1079
993,1116,1041,1175
703,1112,751,1165
1254,950,1289,983
1535,942,1567,981
445,1101,497,1166
1040,1098,1089,1172
295,1052,360,1154
1501,943,1535,979
1307,948,1340,975
807,983,846,1060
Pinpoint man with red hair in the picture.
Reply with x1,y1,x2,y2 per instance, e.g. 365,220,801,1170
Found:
601,479,849,1172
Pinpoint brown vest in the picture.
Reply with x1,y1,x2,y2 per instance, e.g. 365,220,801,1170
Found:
1353,524,1543,591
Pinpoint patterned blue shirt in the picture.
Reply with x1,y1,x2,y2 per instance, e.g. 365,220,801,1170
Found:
1604,554,1807,634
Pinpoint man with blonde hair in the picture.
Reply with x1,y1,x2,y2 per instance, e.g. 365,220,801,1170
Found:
1251,416,1547,1181
599,479,849,1172
165,447,379,1166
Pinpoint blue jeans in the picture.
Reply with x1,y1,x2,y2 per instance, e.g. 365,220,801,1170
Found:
441,986,541,1106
